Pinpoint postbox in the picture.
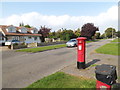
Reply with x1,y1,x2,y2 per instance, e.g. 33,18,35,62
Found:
76,37,87,69
95,64,117,90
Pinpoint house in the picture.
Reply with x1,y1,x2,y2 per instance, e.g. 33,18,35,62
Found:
0,25,42,44
0,32,6,45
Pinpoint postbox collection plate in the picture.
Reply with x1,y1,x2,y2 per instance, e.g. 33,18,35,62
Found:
78,45,82,50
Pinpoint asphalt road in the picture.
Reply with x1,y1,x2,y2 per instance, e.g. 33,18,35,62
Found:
2,39,112,88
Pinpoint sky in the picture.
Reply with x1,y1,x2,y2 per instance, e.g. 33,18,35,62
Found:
0,1,118,34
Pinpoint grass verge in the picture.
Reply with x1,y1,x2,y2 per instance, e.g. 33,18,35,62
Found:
26,72,95,88
86,39,100,43
96,43,119,56
16,44,66,53
111,38,120,42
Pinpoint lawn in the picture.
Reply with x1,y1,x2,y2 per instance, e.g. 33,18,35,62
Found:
96,43,119,56
86,39,100,43
111,38,120,42
16,39,99,53
26,72,96,88
16,44,66,53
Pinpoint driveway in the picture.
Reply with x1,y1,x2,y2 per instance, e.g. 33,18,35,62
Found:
2,39,113,88
0,46,10,51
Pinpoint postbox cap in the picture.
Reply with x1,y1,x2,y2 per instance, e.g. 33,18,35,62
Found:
95,64,116,75
77,37,87,40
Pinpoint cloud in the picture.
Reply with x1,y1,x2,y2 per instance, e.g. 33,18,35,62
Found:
0,5,118,34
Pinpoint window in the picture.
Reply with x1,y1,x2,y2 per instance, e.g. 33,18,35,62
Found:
9,28,12,32
14,36,19,40
0,37,2,40
0,37,4,40
34,37,37,40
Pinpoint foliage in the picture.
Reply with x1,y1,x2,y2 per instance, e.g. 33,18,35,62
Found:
38,26,51,42
100,33,106,39
95,32,101,39
13,43,18,46
60,29,76,41
48,31,57,39
19,22,32,28
38,26,51,37
116,31,120,38
105,28,116,38
19,22,24,26
24,24,31,28
74,28,81,37
81,23,99,40
48,29,77,41
26,72,96,88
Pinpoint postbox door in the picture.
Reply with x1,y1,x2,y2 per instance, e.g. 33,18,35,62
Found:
77,40,85,62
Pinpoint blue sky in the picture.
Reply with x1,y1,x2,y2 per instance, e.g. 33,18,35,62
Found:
1,2,118,33
2,2,117,17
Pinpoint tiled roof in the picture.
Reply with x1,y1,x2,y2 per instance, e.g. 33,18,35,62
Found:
0,25,41,36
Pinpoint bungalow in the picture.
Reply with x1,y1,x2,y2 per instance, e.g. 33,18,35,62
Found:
0,25,42,44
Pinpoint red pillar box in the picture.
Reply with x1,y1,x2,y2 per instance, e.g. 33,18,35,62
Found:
76,37,87,69
95,64,117,90
96,80,111,90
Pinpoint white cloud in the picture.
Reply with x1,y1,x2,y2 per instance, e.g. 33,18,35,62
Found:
0,5,118,34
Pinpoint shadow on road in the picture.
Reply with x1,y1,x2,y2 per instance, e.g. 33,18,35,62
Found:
86,59,100,68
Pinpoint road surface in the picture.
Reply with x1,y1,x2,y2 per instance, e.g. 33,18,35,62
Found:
2,39,111,88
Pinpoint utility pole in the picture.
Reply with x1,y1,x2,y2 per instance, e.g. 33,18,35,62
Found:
105,33,107,39
112,28,113,39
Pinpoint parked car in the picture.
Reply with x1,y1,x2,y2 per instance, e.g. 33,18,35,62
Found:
5,40,21,45
66,39,77,47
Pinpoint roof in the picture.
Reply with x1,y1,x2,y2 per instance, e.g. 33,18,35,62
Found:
0,25,41,36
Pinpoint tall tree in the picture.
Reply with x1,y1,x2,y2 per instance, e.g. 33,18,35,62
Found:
60,29,76,41
74,28,81,37
116,31,120,38
105,28,116,38
38,26,51,42
95,32,101,39
19,22,24,27
24,24,31,28
81,23,99,40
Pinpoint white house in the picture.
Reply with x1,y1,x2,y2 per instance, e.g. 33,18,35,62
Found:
0,25,42,44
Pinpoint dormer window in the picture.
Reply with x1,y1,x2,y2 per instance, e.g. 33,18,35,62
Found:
7,26,16,33
20,27,27,33
8,28,13,32
34,30,37,33
31,30,34,33
6,28,8,32
18,29,21,32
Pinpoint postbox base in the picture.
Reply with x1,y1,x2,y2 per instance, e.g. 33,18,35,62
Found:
77,62,85,69
96,80,111,90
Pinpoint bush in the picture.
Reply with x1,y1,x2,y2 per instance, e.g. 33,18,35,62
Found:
13,43,18,46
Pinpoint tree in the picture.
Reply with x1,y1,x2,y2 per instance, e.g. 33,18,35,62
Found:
19,22,24,26
74,28,81,37
81,23,99,40
105,28,116,38
56,29,62,38
95,32,101,39
48,31,57,39
60,29,76,41
38,26,51,42
24,24,31,28
116,31,120,38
